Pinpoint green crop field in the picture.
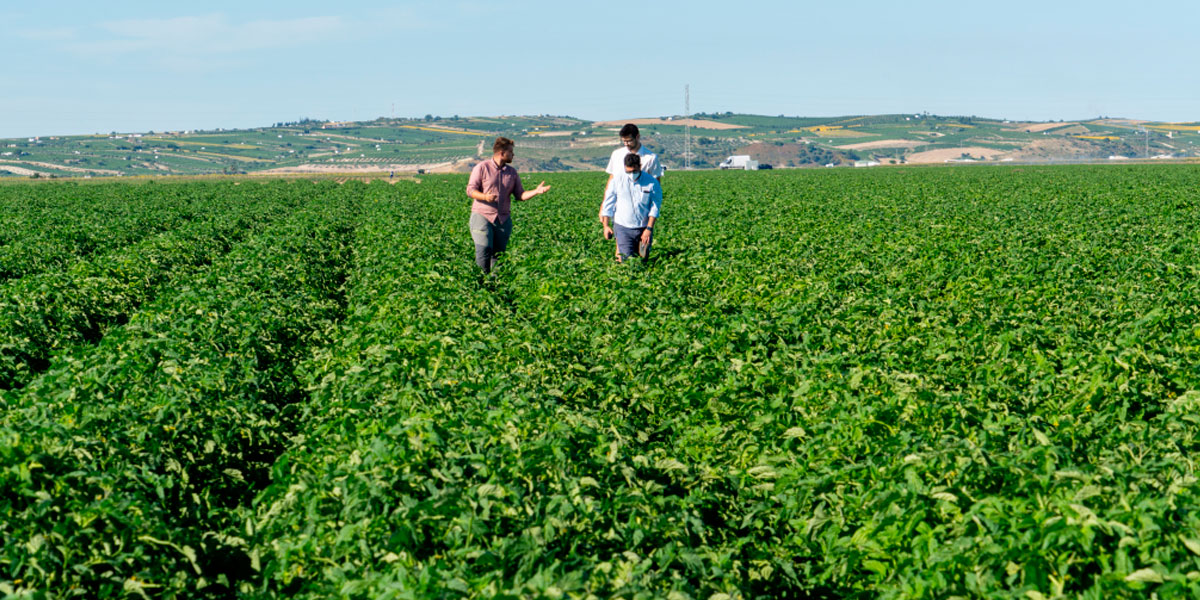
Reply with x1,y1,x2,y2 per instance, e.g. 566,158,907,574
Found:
3,164,1200,598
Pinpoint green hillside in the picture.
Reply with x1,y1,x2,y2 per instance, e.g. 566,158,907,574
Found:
2,114,1198,178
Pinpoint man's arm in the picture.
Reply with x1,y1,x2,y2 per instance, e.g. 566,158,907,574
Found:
600,184,618,239
649,182,663,219
640,215,657,246
466,166,496,202
468,189,497,202
520,181,550,200
599,149,618,216
598,174,614,222
640,183,662,245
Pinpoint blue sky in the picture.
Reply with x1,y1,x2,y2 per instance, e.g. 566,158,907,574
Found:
2,1,1196,138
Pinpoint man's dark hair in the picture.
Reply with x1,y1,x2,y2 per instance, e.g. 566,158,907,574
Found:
624,153,642,169
619,124,640,139
493,137,514,153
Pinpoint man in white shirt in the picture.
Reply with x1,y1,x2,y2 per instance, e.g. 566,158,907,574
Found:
601,153,662,263
598,124,662,234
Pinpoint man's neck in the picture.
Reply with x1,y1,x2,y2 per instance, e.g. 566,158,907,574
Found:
492,156,505,168
628,143,641,153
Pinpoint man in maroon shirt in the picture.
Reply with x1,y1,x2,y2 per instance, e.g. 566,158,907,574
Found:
466,137,551,273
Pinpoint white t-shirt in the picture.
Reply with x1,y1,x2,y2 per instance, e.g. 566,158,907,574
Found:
605,145,663,180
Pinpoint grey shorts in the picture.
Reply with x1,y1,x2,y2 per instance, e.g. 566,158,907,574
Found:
469,212,512,251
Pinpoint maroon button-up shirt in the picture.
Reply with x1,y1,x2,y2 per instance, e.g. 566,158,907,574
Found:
466,158,525,223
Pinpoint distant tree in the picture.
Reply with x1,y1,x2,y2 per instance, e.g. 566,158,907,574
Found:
425,114,433,121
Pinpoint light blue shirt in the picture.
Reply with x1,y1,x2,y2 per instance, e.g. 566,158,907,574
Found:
601,170,662,229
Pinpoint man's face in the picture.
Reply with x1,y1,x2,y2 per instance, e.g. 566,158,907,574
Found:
496,148,514,165
621,135,639,151
624,165,639,174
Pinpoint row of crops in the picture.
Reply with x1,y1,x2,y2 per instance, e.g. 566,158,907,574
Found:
0,184,227,283
3,165,1200,598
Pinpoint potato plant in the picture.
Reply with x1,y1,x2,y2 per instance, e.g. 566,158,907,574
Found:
0,183,215,283
2,182,360,597
3,166,1200,598
0,182,306,390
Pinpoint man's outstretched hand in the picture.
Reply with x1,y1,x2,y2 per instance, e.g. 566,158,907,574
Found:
520,182,551,201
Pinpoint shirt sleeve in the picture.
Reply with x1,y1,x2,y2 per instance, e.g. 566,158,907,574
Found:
648,181,662,219
605,149,620,176
511,170,526,200
601,178,618,218
647,154,664,180
466,163,483,196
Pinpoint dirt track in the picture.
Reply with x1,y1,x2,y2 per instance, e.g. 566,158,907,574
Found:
1010,122,1078,133
255,159,474,175
836,140,927,151
0,164,42,176
0,160,122,175
592,118,746,130
905,147,1010,163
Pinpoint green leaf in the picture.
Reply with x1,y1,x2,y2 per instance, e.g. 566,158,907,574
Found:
1031,428,1051,446
1124,568,1164,583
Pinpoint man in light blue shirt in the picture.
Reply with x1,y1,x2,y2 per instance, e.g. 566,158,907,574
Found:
601,153,662,262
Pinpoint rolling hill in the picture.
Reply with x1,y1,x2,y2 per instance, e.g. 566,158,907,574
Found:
2,113,1198,178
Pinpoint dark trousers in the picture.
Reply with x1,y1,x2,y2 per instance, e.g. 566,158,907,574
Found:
614,223,652,260
469,213,512,273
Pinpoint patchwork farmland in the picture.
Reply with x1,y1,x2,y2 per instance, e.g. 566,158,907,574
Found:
3,114,1200,179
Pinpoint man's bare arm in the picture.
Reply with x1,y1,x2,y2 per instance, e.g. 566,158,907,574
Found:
468,189,497,202
520,181,550,201
640,216,657,245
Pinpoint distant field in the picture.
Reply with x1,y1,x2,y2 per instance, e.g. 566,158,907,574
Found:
2,114,1199,177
